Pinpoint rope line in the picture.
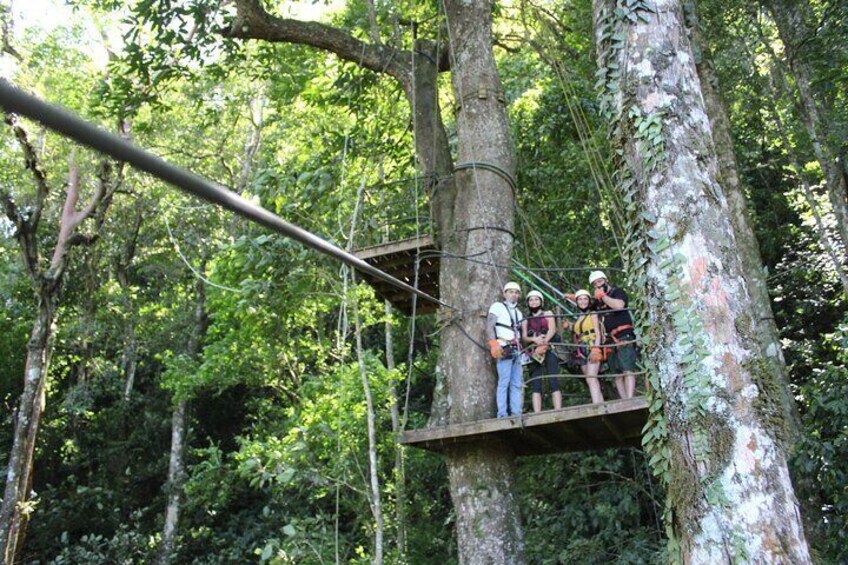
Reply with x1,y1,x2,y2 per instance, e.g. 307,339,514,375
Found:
0,80,451,311
161,208,242,293
453,161,518,197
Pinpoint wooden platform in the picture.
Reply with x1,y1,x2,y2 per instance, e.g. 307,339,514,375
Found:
400,397,648,456
353,235,440,315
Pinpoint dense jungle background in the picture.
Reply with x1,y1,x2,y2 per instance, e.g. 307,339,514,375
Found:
1,0,847,563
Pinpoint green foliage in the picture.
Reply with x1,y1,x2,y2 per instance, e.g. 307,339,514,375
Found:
790,317,848,562
4,0,848,562
519,450,664,564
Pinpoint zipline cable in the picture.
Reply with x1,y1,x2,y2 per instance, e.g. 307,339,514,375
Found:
0,80,451,311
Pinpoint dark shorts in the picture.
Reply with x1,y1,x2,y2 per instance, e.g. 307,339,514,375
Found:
529,351,560,393
607,341,638,373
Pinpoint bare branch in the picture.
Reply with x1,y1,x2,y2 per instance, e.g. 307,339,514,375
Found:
49,156,108,272
226,0,409,81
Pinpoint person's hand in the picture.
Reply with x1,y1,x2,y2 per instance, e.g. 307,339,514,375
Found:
565,293,576,301
594,288,607,301
488,339,503,359
588,347,602,363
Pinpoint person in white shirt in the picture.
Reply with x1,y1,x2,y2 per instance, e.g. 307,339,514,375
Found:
486,281,525,418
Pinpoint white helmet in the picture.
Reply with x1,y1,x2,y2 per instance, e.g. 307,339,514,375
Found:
588,270,607,285
574,289,591,300
526,290,544,305
503,281,521,293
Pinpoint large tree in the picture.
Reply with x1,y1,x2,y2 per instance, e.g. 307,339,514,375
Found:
224,1,524,560
592,0,810,560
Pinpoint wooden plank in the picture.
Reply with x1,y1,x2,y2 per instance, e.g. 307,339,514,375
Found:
400,397,648,456
366,253,440,273
353,235,434,260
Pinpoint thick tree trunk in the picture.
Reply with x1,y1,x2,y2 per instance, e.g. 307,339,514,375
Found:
686,9,800,446
0,294,56,564
766,0,848,253
439,2,524,563
592,0,810,561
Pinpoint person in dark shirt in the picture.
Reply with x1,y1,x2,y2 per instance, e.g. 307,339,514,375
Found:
589,270,638,399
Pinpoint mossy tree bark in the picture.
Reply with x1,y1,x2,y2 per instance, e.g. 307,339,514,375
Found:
592,0,811,561
686,4,800,447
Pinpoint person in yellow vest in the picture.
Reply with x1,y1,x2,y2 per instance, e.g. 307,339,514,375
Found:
522,290,562,412
572,289,604,404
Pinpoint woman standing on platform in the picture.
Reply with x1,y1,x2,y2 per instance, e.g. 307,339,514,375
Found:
522,290,562,412
572,289,604,404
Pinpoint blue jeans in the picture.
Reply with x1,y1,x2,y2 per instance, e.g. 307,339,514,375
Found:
496,355,524,418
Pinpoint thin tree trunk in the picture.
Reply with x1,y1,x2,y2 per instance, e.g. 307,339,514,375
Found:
440,2,524,563
351,282,384,565
766,0,848,253
345,175,384,564
0,146,113,562
156,398,188,565
745,19,848,296
0,295,55,564
384,300,406,556
155,276,208,564
119,198,143,400
592,0,810,561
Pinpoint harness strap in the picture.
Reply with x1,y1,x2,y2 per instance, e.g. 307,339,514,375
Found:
609,324,634,344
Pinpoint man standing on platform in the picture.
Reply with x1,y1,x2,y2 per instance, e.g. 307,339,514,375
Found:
589,270,638,399
486,281,525,417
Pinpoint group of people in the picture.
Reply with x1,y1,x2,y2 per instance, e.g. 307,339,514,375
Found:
485,271,639,418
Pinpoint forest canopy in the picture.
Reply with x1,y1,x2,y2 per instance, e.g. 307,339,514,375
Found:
1,0,847,563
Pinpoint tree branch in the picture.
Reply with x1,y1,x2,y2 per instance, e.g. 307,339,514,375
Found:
226,0,409,82
49,157,108,273
4,114,49,228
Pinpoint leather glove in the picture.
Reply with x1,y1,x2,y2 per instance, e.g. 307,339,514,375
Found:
588,347,602,363
594,288,607,301
488,339,503,359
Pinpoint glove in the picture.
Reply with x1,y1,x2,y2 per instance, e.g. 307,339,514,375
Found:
594,288,607,301
588,347,602,363
488,339,503,359
565,293,576,301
